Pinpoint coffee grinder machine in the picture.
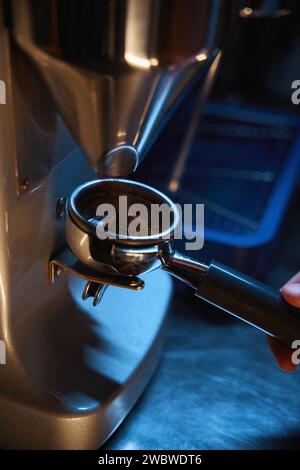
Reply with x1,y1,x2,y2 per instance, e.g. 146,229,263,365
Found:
0,0,234,448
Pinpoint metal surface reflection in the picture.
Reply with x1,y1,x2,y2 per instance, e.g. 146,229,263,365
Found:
12,0,235,175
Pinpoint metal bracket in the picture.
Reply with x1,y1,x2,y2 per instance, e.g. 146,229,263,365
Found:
48,246,144,306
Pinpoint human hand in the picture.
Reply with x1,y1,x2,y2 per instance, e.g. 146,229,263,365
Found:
268,271,300,372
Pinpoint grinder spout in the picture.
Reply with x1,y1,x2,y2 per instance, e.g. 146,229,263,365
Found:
12,0,236,176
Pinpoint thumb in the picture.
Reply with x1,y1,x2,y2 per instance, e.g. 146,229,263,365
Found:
281,283,300,308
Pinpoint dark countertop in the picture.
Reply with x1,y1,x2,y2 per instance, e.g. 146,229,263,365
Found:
107,190,300,450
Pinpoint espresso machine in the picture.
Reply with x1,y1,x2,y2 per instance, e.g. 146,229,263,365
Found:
0,0,235,449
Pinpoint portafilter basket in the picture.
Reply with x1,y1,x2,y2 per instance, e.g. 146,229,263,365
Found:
65,179,180,276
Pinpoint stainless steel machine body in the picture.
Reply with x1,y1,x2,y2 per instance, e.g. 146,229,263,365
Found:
0,0,236,448
12,0,234,175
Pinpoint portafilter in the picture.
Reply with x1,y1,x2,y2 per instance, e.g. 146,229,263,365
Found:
65,179,300,347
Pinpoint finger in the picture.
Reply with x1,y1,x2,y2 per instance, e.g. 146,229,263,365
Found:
281,283,300,308
282,270,300,286
267,336,296,372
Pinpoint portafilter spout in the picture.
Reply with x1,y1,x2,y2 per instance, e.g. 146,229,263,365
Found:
64,179,300,348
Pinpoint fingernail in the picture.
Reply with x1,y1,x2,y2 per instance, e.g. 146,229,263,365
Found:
281,283,300,308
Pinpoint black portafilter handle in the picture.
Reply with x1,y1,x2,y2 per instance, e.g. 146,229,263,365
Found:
196,261,300,347
162,252,300,347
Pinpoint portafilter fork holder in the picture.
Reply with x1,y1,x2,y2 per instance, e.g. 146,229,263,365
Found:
50,179,300,347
